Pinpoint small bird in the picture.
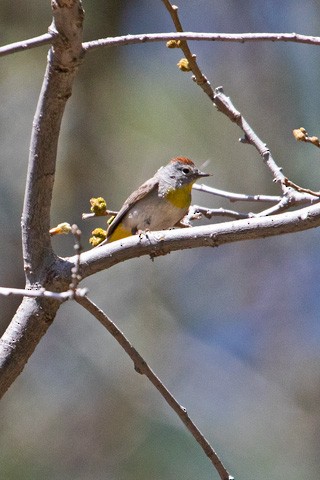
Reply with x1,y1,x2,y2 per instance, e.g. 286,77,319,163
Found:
98,156,210,245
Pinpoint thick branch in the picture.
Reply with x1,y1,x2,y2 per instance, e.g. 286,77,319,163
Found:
0,0,84,400
70,202,320,279
0,298,62,397
22,1,84,283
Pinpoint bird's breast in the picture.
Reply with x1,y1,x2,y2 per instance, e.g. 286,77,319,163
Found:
123,185,191,232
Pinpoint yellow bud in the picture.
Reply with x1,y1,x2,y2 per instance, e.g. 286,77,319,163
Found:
90,197,107,215
166,39,181,48
89,228,107,247
293,128,307,142
49,222,72,236
177,58,191,72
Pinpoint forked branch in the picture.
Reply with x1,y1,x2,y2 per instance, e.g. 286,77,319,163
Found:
0,0,85,399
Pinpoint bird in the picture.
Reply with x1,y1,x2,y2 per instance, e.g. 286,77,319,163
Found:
98,156,210,245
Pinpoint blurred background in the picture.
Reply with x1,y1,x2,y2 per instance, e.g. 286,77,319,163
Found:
1,1,320,479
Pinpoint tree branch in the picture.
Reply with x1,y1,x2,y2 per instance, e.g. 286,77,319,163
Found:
193,183,282,203
213,87,287,186
22,2,84,281
76,294,233,480
82,31,320,51
0,0,84,400
0,32,55,57
0,286,73,300
1,0,319,411
159,0,295,199
2,31,320,60
70,201,320,279
192,205,251,220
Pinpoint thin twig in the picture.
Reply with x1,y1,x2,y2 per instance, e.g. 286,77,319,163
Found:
192,189,320,220
82,210,118,220
0,32,55,57
2,30,320,59
0,286,72,301
161,0,288,190
69,225,83,295
75,294,233,480
162,0,214,100
193,183,282,203
82,31,320,52
192,205,251,220
213,87,286,186
283,178,320,197
251,199,292,217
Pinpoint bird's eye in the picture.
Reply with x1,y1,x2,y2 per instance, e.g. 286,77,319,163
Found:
182,167,191,175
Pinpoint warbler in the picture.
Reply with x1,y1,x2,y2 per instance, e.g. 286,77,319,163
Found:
98,156,210,245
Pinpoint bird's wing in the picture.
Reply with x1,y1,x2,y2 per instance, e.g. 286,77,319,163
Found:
106,176,159,239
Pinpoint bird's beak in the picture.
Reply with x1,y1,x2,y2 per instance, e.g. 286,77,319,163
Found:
197,170,211,178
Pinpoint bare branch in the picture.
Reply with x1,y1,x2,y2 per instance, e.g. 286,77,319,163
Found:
0,0,84,400
83,176,317,229
22,1,84,282
213,87,286,186
0,286,87,301
192,205,251,220
252,199,293,217
159,2,286,191
283,178,320,197
194,181,320,209
193,183,320,219
2,30,320,60
0,32,55,58
82,210,118,220
72,202,320,279
162,0,214,99
193,183,282,203
0,287,71,301
82,31,320,52
76,294,233,480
